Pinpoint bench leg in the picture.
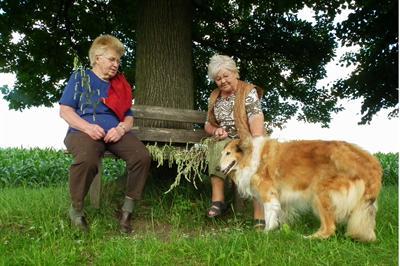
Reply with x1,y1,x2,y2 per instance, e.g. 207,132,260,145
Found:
89,161,102,209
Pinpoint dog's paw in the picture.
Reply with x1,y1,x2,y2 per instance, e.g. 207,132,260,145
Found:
263,200,281,231
304,232,332,240
264,216,280,231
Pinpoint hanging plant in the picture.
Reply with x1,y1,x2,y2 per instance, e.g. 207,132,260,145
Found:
146,138,212,193
72,56,100,121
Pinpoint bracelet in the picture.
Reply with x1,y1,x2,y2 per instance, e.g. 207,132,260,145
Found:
118,124,126,133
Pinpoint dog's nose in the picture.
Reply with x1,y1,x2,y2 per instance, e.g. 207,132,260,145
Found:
215,166,221,171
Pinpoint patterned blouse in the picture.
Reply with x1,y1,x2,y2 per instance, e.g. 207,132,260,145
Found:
208,88,262,139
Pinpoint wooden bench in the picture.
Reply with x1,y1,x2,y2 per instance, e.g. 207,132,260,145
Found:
89,104,208,208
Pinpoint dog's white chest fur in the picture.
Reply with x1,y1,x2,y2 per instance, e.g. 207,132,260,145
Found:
236,136,266,198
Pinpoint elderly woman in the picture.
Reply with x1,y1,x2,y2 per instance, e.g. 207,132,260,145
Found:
59,35,150,234
205,54,265,228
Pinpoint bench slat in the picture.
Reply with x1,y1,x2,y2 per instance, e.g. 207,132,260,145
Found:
132,105,207,124
132,127,207,143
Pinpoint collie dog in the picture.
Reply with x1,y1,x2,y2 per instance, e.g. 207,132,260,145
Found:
219,136,382,242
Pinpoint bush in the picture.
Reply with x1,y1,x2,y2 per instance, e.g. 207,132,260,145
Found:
0,148,397,188
375,152,399,186
0,148,70,187
0,148,126,187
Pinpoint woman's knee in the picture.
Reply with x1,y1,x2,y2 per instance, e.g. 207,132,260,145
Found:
140,149,151,167
126,148,151,168
73,152,101,169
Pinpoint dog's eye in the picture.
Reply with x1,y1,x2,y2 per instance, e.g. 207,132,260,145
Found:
226,152,230,155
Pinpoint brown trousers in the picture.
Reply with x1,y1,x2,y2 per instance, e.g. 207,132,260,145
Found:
64,131,151,211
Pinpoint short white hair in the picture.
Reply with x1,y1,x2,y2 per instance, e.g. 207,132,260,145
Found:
88,35,125,67
207,54,239,81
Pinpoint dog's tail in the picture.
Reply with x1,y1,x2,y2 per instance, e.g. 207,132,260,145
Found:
346,199,378,242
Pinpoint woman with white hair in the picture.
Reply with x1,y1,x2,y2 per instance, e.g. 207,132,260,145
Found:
205,54,265,228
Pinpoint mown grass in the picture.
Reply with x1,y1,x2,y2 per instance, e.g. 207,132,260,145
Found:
0,183,397,265
0,148,398,265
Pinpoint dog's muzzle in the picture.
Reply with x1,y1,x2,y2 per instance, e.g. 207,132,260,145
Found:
220,160,236,175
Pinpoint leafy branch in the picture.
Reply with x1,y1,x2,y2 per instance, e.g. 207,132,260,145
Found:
72,56,100,121
146,139,212,193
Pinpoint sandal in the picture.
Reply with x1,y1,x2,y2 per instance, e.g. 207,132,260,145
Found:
207,201,228,218
253,219,265,231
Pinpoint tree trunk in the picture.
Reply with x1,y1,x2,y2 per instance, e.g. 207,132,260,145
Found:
135,0,194,128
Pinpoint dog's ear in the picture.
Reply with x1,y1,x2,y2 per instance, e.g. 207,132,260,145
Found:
235,143,243,153
228,139,243,153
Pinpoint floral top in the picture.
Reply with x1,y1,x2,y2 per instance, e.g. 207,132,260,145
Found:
210,88,262,138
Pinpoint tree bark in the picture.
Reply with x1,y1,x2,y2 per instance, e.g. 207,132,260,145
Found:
135,0,194,128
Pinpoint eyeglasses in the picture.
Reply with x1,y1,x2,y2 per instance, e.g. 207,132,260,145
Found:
99,55,121,65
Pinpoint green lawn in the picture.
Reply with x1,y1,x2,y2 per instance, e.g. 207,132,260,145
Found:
0,182,397,265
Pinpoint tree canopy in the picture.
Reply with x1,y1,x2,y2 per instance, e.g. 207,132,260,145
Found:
333,0,398,124
0,0,397,128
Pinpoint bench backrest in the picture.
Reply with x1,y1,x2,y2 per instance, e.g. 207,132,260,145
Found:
131,105,208,144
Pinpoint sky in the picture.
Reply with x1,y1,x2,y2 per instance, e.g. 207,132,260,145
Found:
0,8,398,154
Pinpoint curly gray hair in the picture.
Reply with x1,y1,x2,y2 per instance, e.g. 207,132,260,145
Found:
207,54,240,81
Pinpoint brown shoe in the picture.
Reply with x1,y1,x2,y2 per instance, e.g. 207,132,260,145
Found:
119,211,133,234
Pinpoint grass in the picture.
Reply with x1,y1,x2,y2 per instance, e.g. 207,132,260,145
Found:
0,177,397,266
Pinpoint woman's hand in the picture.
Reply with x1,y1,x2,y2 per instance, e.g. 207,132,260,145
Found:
60,105,107,140
84,124,106,140
214,127,228,140
104,125,125,143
